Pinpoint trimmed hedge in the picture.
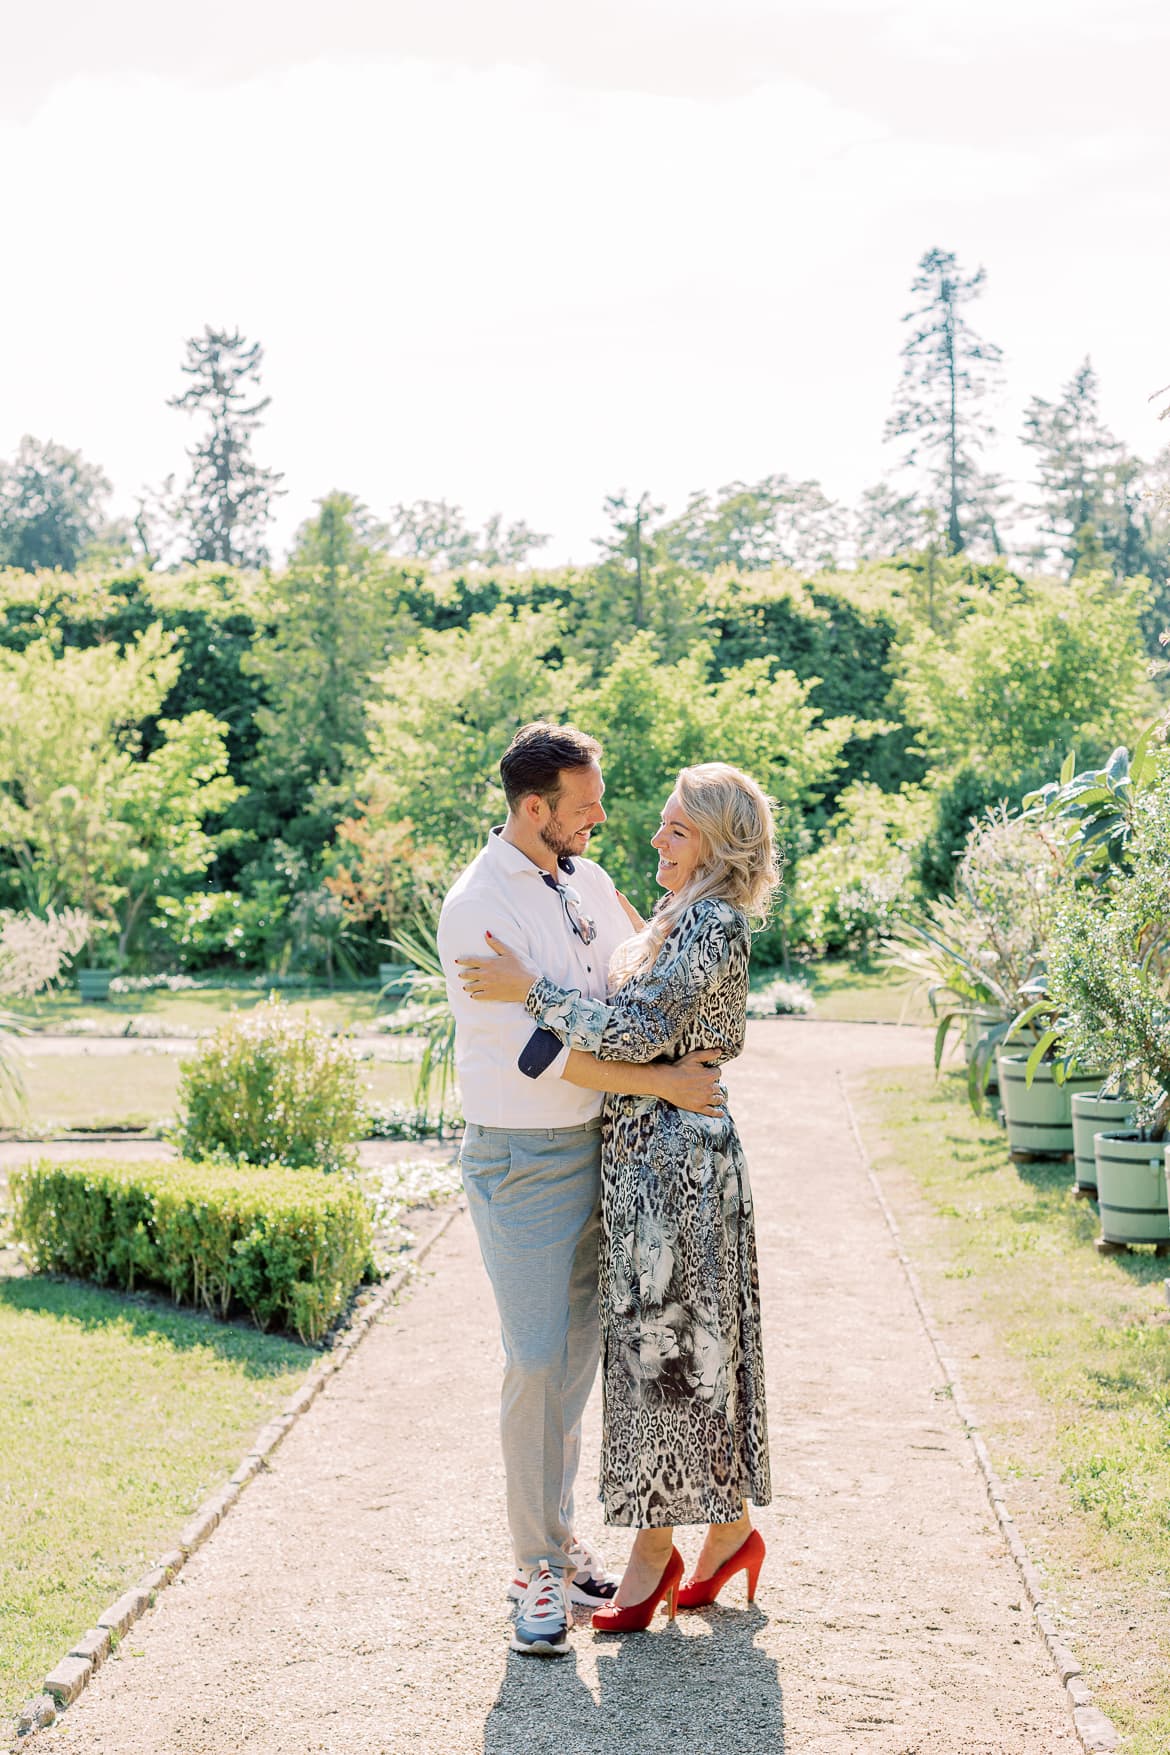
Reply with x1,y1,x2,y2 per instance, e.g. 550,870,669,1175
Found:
10,1158,373,1344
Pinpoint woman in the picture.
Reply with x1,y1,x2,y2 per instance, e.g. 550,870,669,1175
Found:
458,761,776,1631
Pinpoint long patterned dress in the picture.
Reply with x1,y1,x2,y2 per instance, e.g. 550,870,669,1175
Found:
524,897,771,1528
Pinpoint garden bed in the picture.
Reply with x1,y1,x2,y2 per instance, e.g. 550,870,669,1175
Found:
0,1147,460,1723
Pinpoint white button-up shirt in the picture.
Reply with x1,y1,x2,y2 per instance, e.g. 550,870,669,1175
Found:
437,829,633,1128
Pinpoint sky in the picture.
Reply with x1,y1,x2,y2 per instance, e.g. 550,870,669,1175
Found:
3,0,1168,563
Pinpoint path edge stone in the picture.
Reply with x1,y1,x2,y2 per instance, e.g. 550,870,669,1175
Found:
840,1078,1122,1755
9,1197,464,1744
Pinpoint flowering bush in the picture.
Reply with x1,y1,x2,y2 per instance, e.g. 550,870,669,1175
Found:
175,998,366,1173
790,783,929,956
0,907,90,998
746,977,815,1018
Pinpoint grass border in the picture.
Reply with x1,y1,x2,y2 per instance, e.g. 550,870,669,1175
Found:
10,1197,463,1743
840,1074,1122,1755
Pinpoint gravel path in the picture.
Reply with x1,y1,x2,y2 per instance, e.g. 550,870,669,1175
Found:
33,1022,1080,1755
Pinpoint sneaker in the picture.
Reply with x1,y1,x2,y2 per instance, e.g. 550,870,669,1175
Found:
507,1538,620,1609
566,1535,619,1607
509,1563,571,1656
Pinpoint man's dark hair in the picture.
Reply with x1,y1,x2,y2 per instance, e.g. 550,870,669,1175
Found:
499,722,602,812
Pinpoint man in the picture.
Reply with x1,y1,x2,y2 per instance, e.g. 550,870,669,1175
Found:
437,722,723,1656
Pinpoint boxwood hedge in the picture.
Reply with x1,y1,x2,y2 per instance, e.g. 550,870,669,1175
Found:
10,1158,374,1344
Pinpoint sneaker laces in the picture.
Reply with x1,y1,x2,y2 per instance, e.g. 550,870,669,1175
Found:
518,1566,567,1626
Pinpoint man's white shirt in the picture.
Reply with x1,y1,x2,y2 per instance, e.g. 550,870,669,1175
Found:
437,830,633,1128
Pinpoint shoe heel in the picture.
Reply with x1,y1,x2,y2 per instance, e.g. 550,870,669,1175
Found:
745,1534,765,1602
665,1582,678,1621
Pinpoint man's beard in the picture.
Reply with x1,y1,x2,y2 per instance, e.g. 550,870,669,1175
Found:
539,816,589,859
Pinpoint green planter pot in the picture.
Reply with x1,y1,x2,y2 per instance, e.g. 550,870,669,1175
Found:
77,968,113,1002
996,1052,1101,1159
377,962,411,998
1093,1132,1170,1246
1070,1092,1137,1196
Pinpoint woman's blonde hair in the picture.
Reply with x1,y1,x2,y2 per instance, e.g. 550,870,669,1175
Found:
611,762,781,985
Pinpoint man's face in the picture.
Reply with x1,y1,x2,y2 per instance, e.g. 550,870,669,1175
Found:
538,761,607,859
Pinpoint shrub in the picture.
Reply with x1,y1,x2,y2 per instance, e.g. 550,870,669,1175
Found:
745,976,815,1018
176,998,365,1173
152,886,288,971
10,1157,373,1343
790,782,930,955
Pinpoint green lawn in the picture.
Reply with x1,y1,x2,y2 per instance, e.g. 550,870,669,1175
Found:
5,1054,419,1133
21,982,392,1037
0,1279,312,1717
757,957,933,1026
859,1065,1170,1754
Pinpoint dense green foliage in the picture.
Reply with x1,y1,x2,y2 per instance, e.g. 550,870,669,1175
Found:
0,273,1163,975
0,533,1154,972
10,1156,372,1342
176,1000,366,1171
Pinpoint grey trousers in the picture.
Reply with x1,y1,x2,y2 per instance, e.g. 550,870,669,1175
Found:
460,1118,602,1580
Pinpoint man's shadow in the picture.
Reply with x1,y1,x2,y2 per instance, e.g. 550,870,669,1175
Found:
484,1604,785,1755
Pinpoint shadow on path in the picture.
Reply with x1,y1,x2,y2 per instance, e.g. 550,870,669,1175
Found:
0,1276,309,1376
484,1608,784,1755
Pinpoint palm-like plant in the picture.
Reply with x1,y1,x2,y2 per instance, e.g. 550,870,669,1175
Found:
1025,735,1161,880
380,894,458,1133
883,804,1073,1106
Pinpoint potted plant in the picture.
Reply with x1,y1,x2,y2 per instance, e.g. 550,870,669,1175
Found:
994,987,1103,1163
1046,782,1170,1251
883,803,1073,1108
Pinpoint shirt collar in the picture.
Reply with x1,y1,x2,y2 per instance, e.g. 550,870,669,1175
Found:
488,824,576,880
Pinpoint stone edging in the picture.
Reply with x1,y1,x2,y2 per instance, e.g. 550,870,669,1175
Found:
12,1200,464,1742
840,1078,1122,1755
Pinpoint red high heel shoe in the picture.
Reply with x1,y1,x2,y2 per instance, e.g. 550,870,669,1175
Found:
675,1528,765,1609
591,1547,684,1632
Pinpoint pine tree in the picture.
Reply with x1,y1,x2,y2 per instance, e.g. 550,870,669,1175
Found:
884,248,1004,554
1021,358,1118,574
169,327,284,567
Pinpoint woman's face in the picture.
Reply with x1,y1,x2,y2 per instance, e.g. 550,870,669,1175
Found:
651,790,704,893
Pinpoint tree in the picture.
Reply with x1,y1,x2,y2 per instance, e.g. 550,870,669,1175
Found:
169,327,284,567
885,248,1004,554
385,500,551,569
364,604,583,860
0,436,113,572
579,632,855,915
853,483,926,560
661,475,846,573
581,491,705,671
244,493,413,853
386,499,477,569
0,629,238,957
1021,359,1119,575
477,512,551,568
894,572,1149,785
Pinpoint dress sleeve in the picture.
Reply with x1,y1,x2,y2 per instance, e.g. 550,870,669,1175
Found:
523,902,742,1064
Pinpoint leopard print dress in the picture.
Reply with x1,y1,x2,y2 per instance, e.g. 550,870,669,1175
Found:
524,896,771,1528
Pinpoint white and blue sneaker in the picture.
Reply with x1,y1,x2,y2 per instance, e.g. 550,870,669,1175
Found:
508,1537,619,1610
509,1562,571,1656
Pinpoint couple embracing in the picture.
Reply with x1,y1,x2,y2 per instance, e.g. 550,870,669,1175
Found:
437,722,775,1655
